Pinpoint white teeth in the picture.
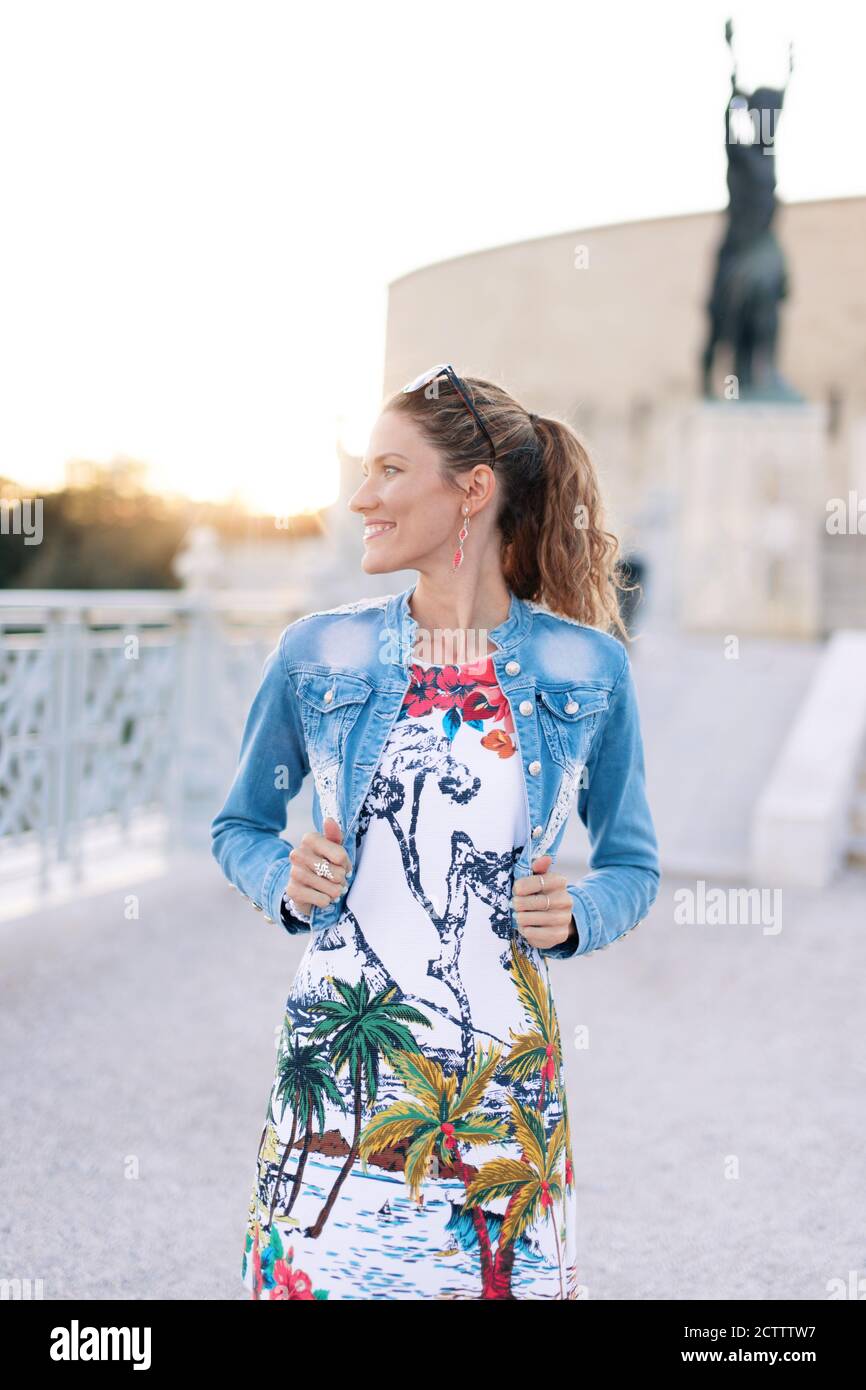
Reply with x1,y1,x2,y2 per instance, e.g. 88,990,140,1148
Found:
364,523,395,537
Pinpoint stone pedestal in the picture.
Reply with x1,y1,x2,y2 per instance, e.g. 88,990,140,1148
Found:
676,402,828,638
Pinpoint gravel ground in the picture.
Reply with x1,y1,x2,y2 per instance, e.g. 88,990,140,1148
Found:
1,849,864,1301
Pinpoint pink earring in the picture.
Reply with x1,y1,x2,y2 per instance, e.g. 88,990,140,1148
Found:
453,505,470,571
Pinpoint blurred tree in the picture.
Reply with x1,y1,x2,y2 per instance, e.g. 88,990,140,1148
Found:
0,460,320,589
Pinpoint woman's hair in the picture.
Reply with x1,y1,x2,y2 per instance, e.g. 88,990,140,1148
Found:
382,373,637,641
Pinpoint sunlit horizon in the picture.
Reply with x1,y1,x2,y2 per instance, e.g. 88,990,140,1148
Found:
2,0,864,517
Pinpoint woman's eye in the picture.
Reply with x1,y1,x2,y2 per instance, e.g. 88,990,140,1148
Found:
361,465,399,479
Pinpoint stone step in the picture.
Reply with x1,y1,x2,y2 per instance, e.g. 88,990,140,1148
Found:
849,772,866,862
752,630,866,885
821,531,866,629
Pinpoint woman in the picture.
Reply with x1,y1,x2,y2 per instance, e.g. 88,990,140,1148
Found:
211,364,660,1300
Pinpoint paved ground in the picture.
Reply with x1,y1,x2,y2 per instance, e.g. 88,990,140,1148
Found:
1,849,864,1301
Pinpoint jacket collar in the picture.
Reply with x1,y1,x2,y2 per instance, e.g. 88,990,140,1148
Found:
383,581,533,668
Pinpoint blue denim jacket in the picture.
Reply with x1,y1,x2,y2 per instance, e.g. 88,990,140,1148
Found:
210,583,660,959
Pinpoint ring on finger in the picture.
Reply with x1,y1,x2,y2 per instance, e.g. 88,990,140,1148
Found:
313,859,334,880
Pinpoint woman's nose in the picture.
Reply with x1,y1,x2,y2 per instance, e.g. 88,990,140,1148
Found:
349,484,377,511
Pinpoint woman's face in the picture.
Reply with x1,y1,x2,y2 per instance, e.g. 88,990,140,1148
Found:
349,410,489,576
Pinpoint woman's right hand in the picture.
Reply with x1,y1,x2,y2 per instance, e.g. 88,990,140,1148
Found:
284,817,351,912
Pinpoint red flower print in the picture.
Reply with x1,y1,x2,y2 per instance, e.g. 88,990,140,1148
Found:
422,664,480,711
404,666,444,716
466,677,516,737
270,1257,316,1300
402,658,518,747
462,687,500,723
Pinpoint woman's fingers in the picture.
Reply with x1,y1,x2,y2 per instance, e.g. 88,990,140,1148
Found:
512,870,568,910
288,864,346,907
516,916,576,951
512,888,572,918
302,830,351,876
511,868,573,946
287,831,352,908
512,905,573,933
511,894,576,950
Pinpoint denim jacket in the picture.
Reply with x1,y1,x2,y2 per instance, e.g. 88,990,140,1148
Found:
210,583,660,959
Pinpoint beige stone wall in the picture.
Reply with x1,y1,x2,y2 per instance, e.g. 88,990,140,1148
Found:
384,197,866,414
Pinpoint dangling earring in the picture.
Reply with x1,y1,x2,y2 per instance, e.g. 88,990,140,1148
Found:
453,505,470,571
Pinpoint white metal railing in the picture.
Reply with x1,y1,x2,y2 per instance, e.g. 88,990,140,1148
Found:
0,588,304,893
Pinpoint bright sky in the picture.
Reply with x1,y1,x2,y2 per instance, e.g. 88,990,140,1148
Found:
1,0,863,516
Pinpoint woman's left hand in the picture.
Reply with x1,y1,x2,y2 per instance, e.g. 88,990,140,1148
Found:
511,854,577,952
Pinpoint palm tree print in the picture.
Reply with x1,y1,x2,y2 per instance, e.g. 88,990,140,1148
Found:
462,1099,568,1298
266,1030,347,1227
498,937,564,1109
302,976,433,1239
357,1041,512,1296
355,938,575,1298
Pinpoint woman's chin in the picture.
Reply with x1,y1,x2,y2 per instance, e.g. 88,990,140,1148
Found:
361,548,399,575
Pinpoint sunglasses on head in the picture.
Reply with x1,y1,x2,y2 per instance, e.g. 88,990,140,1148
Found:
401,363,497,465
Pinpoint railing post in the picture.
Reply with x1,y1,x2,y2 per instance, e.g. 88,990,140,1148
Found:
48,606,85,885
170,525,226,854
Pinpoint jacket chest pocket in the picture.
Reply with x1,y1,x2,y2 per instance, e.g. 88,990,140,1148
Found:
295,671,373,764
536,686,609,770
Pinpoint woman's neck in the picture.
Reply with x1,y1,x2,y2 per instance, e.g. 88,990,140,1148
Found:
407,576,511,666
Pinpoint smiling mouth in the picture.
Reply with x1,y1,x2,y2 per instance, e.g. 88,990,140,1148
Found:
364,523,397,540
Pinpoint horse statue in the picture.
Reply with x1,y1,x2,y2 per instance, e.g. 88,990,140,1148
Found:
701,20,803,402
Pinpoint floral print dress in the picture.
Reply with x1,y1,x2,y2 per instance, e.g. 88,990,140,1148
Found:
241,654,579,1300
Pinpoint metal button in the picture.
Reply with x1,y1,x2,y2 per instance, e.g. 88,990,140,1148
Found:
519,699,533,716
532,824,543,837
528,760,541,775
263,914,274,923
323,689,334,703
252,902,262,911
505,660,520,675
564,699,579,713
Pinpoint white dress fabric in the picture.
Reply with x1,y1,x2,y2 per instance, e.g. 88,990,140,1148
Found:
241,655,579,1300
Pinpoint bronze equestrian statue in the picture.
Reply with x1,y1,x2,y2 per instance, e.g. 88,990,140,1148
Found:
701,20,803,402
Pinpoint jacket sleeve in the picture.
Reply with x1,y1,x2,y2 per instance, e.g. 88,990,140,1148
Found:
210,626,312,930
539,642,660,960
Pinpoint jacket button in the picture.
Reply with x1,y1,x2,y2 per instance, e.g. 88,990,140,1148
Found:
532,824,543,837
252,902,262,911
565,699,579,713
528,760,541,775
263,914,274,923
323,689,334,703
505,660,520,675
519,699,533,716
